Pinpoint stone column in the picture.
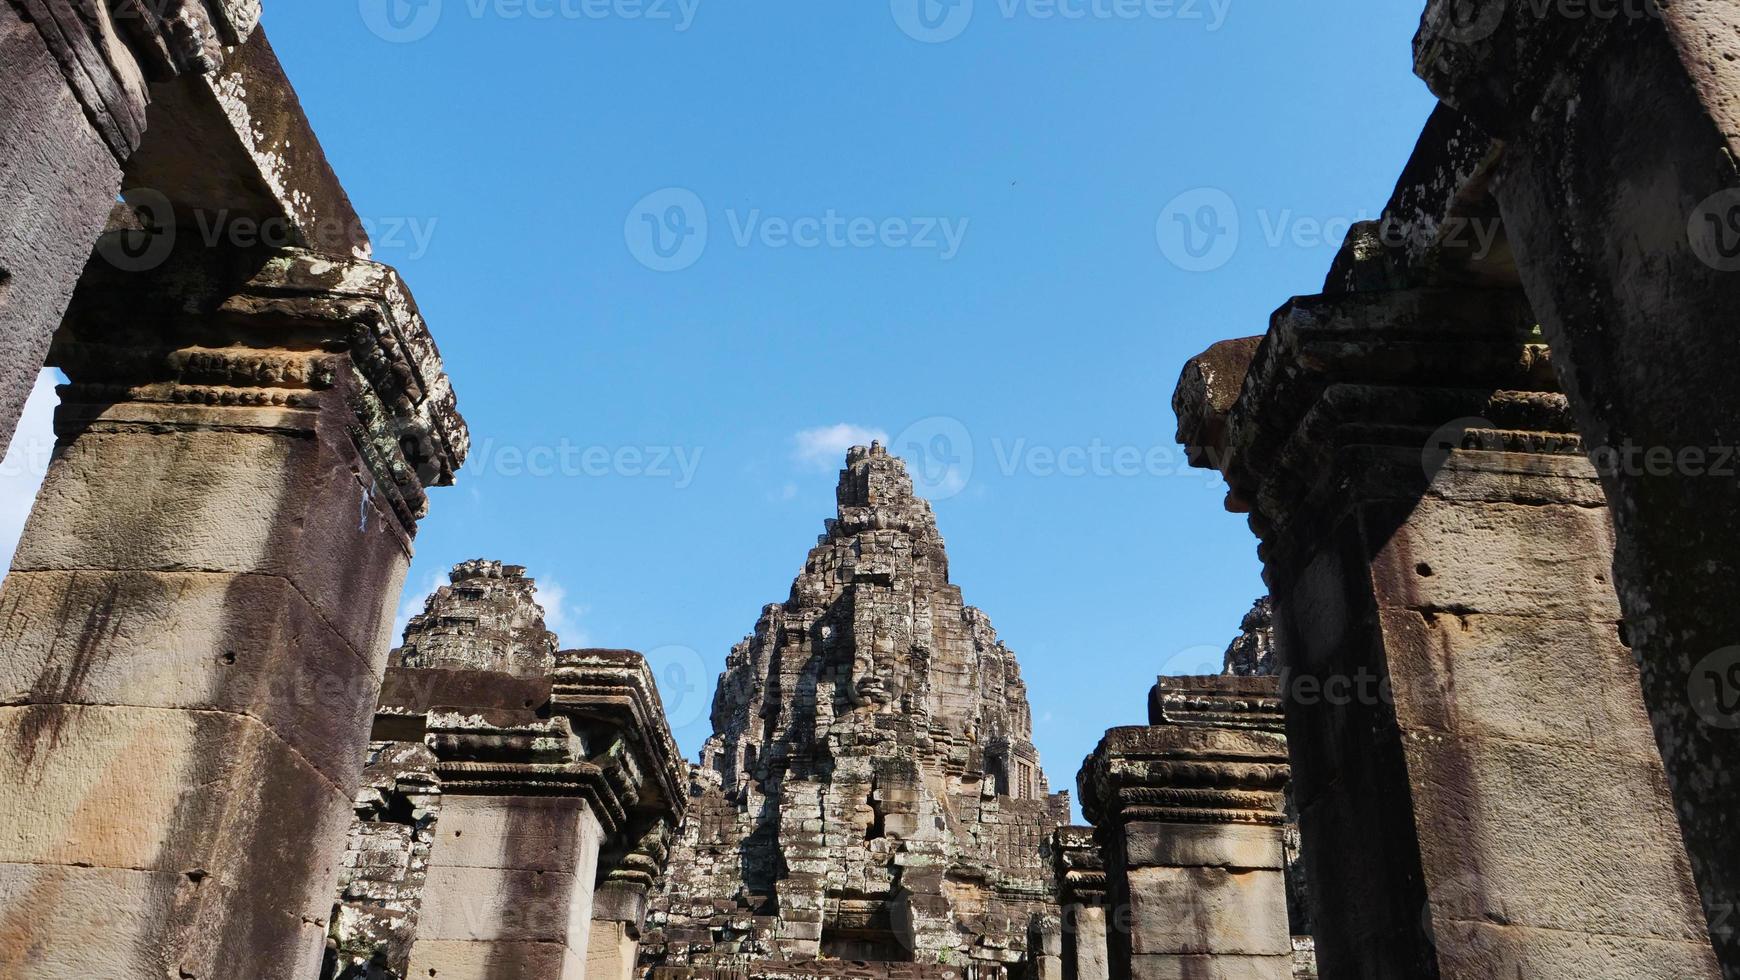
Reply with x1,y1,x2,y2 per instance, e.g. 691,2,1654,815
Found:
0,0,260,448
1416,8,1740,972
553,649,687,980
409,754,611,978
386,644,687,979
588,823,674,980
1053,827,1110,980
1078,709,1290,980
0,245,465,978
1176,286,1718,978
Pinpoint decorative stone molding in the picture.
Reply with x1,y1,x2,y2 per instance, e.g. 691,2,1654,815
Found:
1053,827,1107,908
57,246,469,537
8,0,261,160
1147,675,1284,732
1077,677,1292,980
1080,726,1289,830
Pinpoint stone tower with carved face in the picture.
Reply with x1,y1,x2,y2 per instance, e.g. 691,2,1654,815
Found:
642,444,1068,979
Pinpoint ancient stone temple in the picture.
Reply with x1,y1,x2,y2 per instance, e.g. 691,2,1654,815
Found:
324,560,687,980
642,444,1070,979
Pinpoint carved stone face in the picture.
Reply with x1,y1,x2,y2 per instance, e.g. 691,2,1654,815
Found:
854,675,894,707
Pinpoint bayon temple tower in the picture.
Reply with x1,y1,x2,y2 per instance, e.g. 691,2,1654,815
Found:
642,443,1069,974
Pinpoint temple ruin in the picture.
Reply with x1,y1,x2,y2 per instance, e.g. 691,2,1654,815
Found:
641,444,1069,979
7,2,1740,980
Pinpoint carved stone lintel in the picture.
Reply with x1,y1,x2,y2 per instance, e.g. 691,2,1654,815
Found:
1147,675,1284,732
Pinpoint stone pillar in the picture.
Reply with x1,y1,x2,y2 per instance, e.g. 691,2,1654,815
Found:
350,635,686,979
0,0,260,448
0,245,465,978
1176,287,1718,978
1416,8,1740,972
409,757,610,978
1053,827,1110,980
587,823,673,980
1078,679,1292,980
553,649,687,980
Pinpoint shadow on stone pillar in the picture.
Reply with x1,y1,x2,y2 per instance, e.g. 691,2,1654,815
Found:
1078,676,1292,980
1053,827,1110,980
0,242,465,977
1176,282,1718,977
1415,6,1740,974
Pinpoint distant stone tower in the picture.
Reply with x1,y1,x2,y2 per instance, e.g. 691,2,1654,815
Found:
643,444,1069,979
393,559,557,676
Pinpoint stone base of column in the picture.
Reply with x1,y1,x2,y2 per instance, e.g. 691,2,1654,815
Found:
1078,684,1291,980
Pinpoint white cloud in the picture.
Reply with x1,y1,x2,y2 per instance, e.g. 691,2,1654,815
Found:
0,371,60,574
792,423,888,470
535,576,591,649
392,570,448,643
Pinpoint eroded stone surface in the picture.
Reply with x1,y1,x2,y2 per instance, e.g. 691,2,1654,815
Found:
393,560,558,677
643,445,1068,976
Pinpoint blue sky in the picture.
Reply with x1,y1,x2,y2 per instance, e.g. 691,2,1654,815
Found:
0,1,1438,813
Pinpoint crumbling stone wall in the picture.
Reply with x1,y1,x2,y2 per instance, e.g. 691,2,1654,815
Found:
325,742,443,979
324,561,687,979
394,560,557,676
644,445,1068,976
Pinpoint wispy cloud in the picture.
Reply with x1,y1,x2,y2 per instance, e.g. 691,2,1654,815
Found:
0,372,60,575
392,570,448,643
535,576,591,648
792,423,888,470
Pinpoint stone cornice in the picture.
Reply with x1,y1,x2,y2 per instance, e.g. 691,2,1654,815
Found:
1176,287,1581,571
553,648,689,826
1052,826,1106,906
433,760,629,833
1320,106,1509,293
1413,0,1618,139
1078,727,1288,829
10,0,260,160
1147,676,1284,733
58,247,469,536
